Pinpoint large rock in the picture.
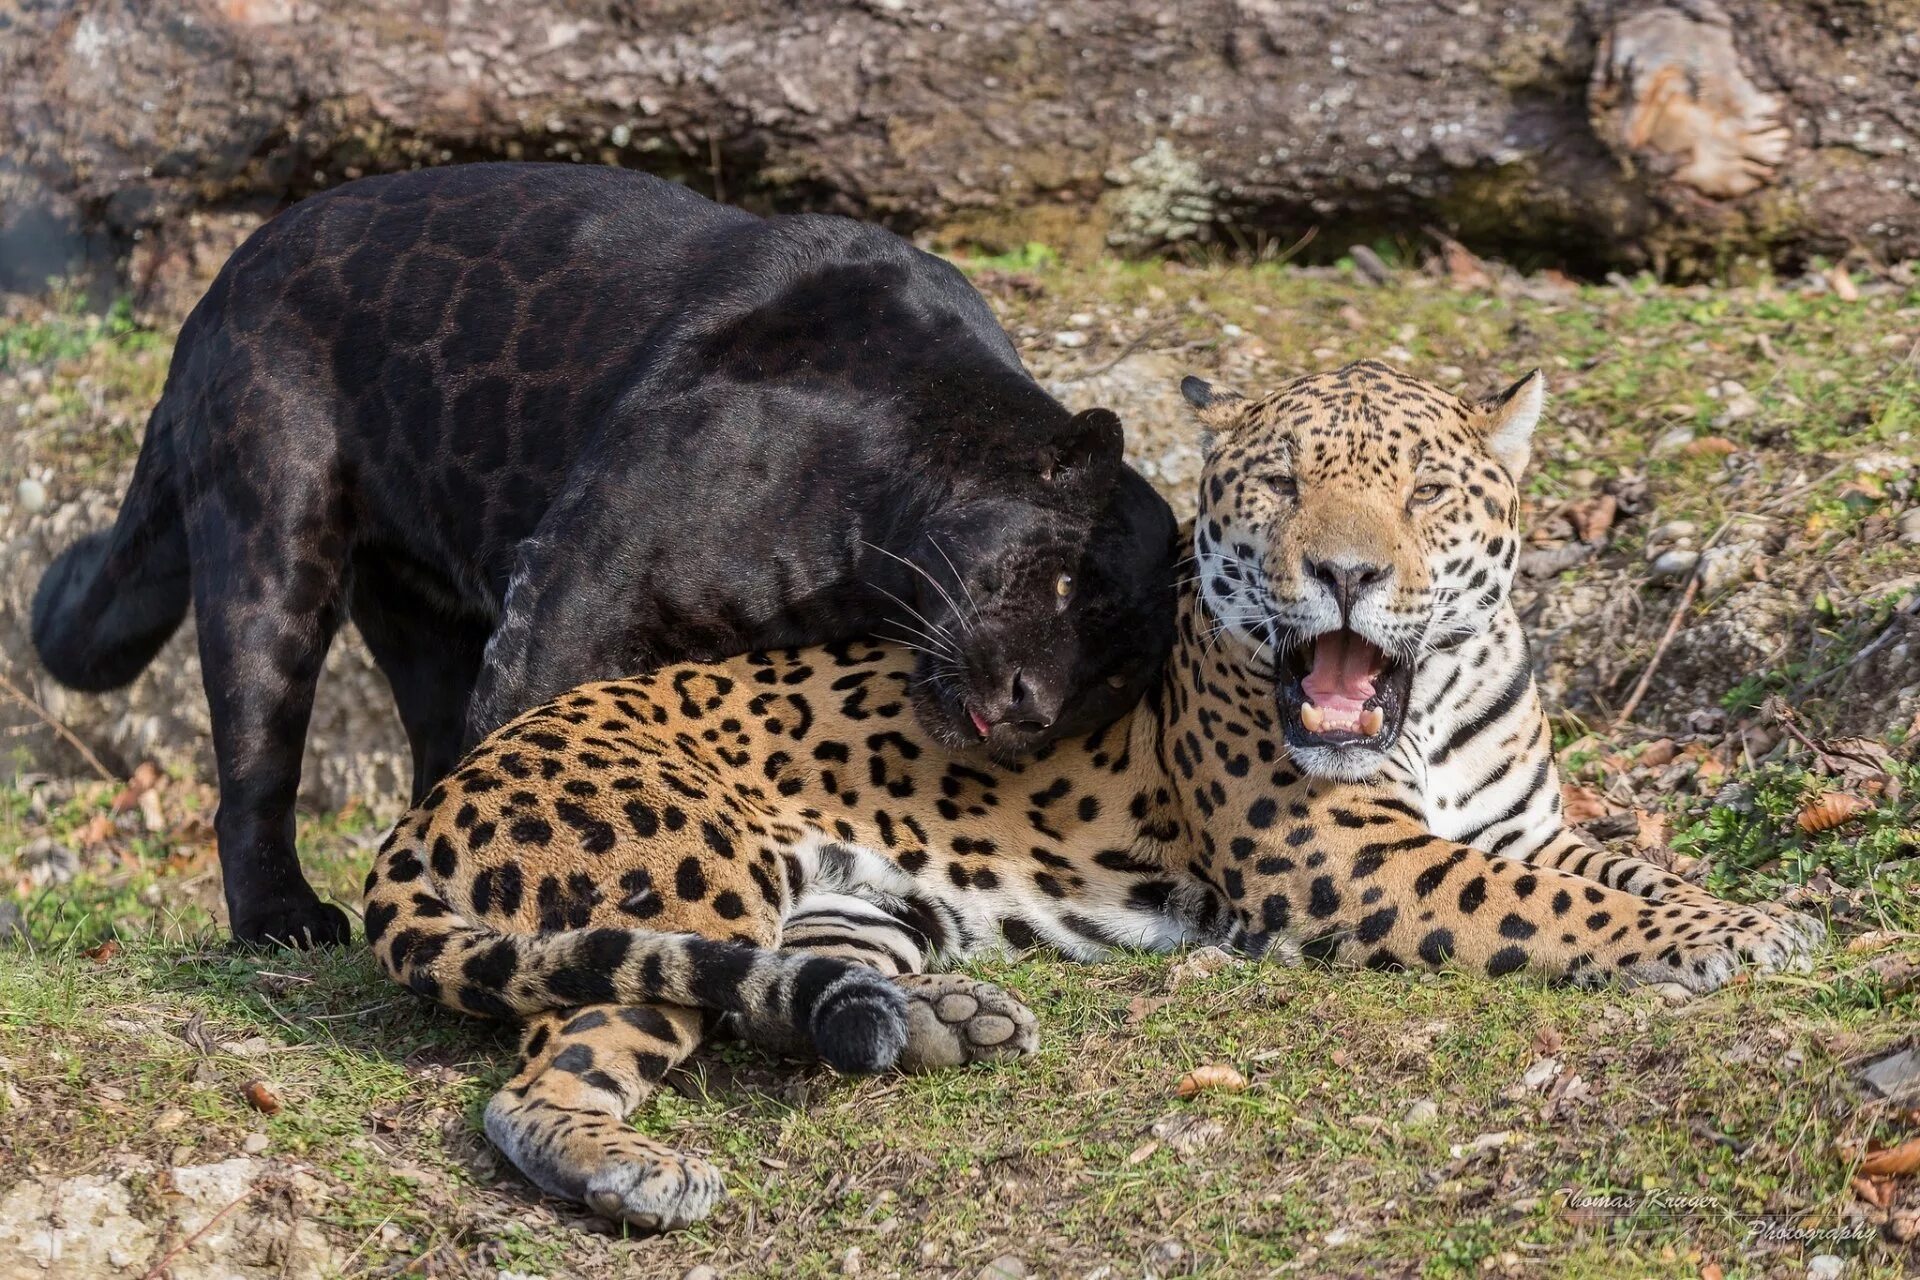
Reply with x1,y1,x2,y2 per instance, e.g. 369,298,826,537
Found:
3,0,1917,304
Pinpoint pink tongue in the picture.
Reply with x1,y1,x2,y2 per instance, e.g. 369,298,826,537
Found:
1301,632,1381,716
969,707,993,737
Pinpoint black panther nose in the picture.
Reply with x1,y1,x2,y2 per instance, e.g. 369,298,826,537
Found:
1304,557,1393,618
1003,669,1055,732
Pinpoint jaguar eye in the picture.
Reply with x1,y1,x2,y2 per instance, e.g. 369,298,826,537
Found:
1273,475,1299,498
1055,573,1075,600
1411,482,1447,506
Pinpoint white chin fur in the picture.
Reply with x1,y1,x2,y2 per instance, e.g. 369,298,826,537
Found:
1289,742,1392,782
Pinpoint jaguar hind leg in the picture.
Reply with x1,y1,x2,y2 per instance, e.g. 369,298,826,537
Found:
780,890,1040,1071
484,1002,723,1231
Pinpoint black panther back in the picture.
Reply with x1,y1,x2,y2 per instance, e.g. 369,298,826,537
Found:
31,163,1177,947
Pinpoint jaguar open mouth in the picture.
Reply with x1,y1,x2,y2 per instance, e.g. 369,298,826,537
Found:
1278,628,1414,755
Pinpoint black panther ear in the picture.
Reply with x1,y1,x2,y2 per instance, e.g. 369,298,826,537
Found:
1040,407,1124,482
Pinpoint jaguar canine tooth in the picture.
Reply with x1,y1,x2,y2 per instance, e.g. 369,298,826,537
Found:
1361,707,1384,736
1300,703,1326,733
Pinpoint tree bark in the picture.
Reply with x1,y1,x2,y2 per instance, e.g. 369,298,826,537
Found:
2,0,1916,305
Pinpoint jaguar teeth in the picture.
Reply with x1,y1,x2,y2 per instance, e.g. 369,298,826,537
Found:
1300,703,1326,733
1361,707,1384,736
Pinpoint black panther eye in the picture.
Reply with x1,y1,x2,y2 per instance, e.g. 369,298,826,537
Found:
1410,481,1447,506
1107,673,1128,689
1054,573,1074,601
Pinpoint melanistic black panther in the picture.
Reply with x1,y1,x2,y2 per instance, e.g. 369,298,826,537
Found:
32,163,1178,948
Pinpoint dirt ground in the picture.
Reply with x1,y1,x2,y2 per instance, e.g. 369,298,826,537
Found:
2,247,1918,1278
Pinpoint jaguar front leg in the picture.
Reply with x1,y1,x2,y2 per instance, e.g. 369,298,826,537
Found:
780,890,1039,1070
1523,828,1827,957
484,1002,724,1231
1224,809,1821,991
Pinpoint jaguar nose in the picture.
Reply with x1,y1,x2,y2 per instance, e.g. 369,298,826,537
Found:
1303,556,1393,619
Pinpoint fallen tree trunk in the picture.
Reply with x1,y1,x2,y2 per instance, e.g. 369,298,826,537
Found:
2,0,1917,308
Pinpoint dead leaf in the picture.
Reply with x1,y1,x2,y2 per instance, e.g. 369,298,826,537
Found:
1829,264,1860,302
180,1012,218,1055
1125,1139,1161,1165
1798,793,1871,833
1126,994,1172,1024
1700,1262,1725,1280
1439,236,1493,290
111,761,162,814
1847,930,1903,955
1854,1176,1894,1208
1175,1065,1247,1097
1633,810,1670,852
1531,1028,1564,1057
1638,738,1679,768
1566,494,1618,544
1561,784,1615,824
1867,954,1920,997
1682,436,1738,458
1167,945,1241,990
81,939,119,963
77,813,115,846
137,788,166,833
241,1079,283,1115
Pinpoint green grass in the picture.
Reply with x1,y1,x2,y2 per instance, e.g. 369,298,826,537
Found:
5,263,1919,1276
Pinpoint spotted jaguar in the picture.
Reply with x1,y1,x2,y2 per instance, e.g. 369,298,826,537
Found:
364,360,1823,1229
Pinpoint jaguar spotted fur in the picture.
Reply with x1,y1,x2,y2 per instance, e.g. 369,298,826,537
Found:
365,360,1823,1229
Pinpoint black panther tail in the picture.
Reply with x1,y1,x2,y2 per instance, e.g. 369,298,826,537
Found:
31,408,191,691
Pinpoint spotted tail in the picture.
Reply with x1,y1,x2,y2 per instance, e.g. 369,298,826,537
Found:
362,827,909,1073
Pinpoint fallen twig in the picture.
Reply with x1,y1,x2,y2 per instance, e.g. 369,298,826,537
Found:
0,665,116,783
137,1180,262,1280
1061,321,1174,383
1612,518,1738,730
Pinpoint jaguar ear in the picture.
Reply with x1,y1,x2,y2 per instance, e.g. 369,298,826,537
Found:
1181,376,1247,453
1476,370,1546,476
1039,407,1124,482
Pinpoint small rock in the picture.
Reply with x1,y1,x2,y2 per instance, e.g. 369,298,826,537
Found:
1897,507,1920,544
17,477,47,513
1521,1058,1561,1091
1697,544,1753,594
1645,981,1696,1004
241,1132,270,1155
1066,312,1095,327
1349,244,1394,286
1448,1130,1512,1158
1716,391,1761,424
841,1245,863,1276
977,1257,1028,1280
1146,1240,1185,1271
1649,549,1699,580
1402,1097,1439,1128
153,1108,190,1134
1807,1254,1844,1280
1653,425,1696,454
1859,1046,1920,1103
1648,519,1699,544
18,837,78,887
